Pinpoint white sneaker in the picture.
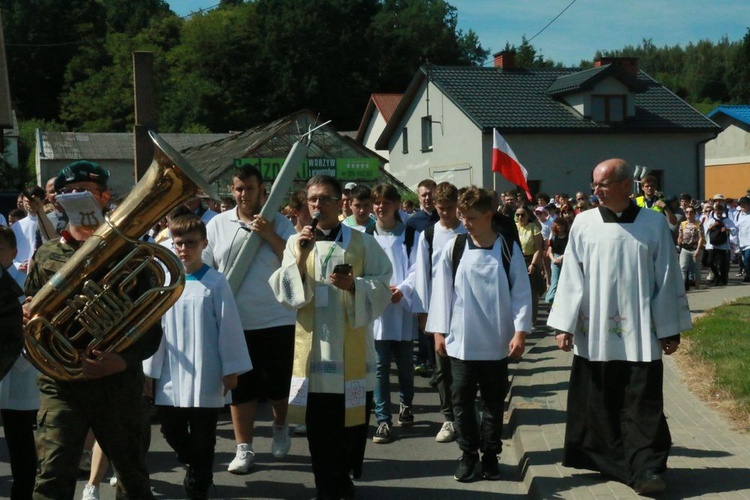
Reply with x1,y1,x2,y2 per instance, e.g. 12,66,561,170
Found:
227,443,255,474
82,484,99,500
436,421,456,443
272,424,291,459
109,476,118,487
293,424,307,435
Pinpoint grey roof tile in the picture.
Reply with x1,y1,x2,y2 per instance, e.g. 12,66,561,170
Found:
424,65,717,132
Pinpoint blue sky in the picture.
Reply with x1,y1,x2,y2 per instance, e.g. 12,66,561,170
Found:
167,0,750,66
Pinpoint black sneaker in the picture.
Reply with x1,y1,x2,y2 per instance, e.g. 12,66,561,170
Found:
398,403,414,427
183,465,195,497
373,422,392,443
453,453,479,482
481,454,502,480
633,468,666,494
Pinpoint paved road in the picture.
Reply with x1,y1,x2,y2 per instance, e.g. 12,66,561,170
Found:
510,272,750,499
1,274,749,498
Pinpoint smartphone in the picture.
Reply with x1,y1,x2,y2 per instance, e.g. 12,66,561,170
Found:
333,263,352,275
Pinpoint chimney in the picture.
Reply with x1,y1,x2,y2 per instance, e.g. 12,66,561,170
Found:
493,50,516,70
595,56,639,77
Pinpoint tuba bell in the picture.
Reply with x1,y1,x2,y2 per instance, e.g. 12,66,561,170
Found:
24,131,217,381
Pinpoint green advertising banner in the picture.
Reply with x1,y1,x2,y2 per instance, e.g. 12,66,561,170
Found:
234,157,379,182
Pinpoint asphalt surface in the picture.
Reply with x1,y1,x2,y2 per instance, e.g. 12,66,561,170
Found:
1,270,749,499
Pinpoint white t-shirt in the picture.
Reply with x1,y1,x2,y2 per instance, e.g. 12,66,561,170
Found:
203,208,296,330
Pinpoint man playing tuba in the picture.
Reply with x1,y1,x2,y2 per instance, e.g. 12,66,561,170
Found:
24,160,162,499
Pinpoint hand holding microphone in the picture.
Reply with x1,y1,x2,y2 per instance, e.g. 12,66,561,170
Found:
299,211,320,250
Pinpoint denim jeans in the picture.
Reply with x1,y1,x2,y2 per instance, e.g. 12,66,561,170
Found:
679,247,699,284
374,340,415,424
450,357,509,456
743,248,750,280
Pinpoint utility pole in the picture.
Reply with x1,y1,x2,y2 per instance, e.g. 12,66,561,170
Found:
133,51,157,181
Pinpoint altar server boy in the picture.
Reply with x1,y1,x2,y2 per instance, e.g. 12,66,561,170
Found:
143,215,252,499
426,187,532,483
368,184,418,444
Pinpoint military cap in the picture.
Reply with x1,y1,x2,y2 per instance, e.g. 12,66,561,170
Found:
54,160,110,193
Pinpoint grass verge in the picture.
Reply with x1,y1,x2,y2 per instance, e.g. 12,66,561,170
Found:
677,296,750,432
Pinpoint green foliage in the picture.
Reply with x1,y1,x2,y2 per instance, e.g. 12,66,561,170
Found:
684,297,750,414
6,0,748,135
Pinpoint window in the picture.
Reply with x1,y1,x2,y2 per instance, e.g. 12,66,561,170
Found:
591,95,626,123
421,116,433,151
402,127,409,154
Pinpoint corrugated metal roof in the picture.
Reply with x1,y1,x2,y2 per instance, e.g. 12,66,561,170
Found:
707,105,750,126
183,109,384,183
39,131,234,160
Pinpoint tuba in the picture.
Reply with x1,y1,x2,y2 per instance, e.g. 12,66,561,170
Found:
24,131,217,381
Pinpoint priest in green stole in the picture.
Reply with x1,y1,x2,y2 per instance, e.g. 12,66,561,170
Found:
270,175,392,500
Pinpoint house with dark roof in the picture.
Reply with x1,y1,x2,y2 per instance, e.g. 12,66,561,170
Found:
375,53,719,197
705,105,750,198
355,93,402,161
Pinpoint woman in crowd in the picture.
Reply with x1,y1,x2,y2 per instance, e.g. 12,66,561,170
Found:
545,217,570,304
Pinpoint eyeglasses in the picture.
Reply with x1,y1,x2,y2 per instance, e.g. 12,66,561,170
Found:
515,213,526,218
576,197,586,201
59,187,100,195
173,239,202,249
307,196,339,205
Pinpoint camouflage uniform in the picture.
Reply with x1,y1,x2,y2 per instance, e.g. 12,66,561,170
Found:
26,238,162,500
0,267,24,380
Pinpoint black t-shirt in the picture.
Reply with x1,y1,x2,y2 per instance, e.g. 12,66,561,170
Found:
550,234,569,256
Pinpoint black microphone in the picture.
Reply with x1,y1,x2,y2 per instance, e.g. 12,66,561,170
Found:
300,211,320,249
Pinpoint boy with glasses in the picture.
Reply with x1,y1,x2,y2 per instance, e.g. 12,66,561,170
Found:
144,215,252,499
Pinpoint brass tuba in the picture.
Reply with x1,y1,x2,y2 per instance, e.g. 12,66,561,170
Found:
24,131,217,381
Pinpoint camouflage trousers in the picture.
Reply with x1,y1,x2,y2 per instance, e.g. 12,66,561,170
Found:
33,372,153,500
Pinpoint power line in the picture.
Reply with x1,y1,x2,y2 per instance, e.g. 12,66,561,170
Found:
6,38,105,48
528,0,577,43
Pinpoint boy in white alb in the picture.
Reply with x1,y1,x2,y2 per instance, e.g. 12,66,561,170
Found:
368,184,418,444
412,182,465,443
426,187,532,483
144,215,252,498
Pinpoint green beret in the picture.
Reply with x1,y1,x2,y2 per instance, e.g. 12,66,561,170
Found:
54,160,110,193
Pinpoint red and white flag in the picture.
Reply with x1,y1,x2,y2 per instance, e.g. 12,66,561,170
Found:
492,128,532,201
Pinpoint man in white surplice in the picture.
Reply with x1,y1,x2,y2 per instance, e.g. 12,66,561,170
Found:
547,158,692,495
269,175,391,500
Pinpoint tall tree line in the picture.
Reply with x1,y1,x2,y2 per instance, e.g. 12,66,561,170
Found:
1,1,749,176
2,0,487,135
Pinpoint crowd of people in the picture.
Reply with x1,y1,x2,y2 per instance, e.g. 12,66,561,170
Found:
0,155,741,498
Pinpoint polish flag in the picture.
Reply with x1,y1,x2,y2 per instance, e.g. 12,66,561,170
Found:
492,129,532,201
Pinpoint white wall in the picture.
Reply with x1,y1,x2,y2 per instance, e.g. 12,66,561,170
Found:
362,109,389,161
385,80,483,190
705,116,750,165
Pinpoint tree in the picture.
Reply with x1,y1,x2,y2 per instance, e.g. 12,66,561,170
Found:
727,29,750,102
1,0,106,121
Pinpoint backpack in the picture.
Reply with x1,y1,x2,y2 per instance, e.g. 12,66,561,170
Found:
451,233,513,288
707,218,728,246
366,224,417,258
